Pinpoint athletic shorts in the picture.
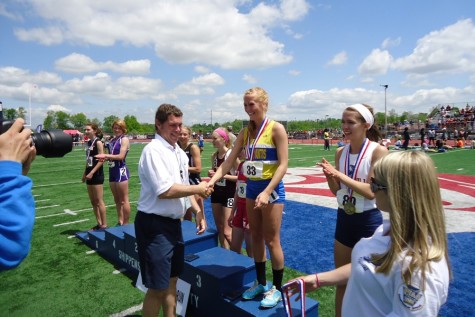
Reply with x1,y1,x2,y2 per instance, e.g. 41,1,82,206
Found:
210,190,235,207
85,168,104,185
246,179,285,204
189,173,202,185
109,165,130,183
232,200,249,229
335,208,382,248
134,211,184,290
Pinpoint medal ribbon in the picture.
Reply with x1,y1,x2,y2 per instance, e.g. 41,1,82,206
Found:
344,138,370,199
245,117,269,161
86,137,98,163
110,134,123,154
282,278,306,317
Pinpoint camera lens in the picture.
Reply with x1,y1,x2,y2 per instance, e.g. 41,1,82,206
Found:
31,129,73,158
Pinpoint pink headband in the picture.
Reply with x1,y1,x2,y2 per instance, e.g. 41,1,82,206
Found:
214,128,229,142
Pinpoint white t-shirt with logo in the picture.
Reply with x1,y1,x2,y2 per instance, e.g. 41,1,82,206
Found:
342,220,450,316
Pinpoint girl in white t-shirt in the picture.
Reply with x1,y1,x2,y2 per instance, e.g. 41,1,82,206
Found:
286,151,451,317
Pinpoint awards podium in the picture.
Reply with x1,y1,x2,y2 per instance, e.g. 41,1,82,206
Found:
76,220,319,316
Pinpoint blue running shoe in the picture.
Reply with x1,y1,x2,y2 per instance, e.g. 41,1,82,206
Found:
242,281,268,300
260,286,282,308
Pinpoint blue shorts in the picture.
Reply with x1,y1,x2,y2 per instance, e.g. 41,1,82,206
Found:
134,211,184,290
246,179,285,204
335,208,382,248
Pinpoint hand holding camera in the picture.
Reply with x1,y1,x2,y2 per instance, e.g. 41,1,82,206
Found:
0,118,36,175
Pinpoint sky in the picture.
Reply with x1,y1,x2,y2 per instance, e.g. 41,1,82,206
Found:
1,0,475,129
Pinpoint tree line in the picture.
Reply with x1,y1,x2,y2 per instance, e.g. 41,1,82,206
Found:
3,105,439,135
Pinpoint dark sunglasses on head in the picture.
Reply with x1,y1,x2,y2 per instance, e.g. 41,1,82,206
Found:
370,177,387,193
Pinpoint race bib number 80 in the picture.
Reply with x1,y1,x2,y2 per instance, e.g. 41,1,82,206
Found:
336,189,365,213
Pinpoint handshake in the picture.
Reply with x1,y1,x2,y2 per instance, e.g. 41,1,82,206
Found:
197,181,214,198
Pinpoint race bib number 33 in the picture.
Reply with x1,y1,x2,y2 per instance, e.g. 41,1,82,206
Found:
243,161,263,178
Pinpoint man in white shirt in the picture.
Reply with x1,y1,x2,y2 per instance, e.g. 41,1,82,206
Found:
134,103,210,317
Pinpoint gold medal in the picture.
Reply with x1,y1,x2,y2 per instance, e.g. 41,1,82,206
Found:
344,202,356,215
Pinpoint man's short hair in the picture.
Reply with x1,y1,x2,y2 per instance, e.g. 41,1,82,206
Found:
155,104,183,124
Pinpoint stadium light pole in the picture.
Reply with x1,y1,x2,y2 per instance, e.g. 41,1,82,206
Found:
381,84,388,135
26,83,37,127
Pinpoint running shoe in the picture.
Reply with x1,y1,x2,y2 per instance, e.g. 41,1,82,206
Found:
260,286,282,308
242,281,269,300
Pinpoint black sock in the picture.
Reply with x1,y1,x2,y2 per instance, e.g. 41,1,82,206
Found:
255,261,266,286
272,268,284,291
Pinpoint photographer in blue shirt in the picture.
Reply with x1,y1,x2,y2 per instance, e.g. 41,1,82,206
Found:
0,118,36,271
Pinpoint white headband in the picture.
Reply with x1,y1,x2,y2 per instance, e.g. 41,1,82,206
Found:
349,103,374,128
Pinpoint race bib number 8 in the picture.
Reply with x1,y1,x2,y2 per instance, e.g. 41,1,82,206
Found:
237,181,246,198
243,161,264,178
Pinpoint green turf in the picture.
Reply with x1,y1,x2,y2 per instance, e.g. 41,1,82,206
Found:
1,142,472,316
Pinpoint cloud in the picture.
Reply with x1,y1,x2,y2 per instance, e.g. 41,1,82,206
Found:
242,74,258,83
0,67,62,86
279,0,311,21
55,53,151,75
194,66,210,74
59,72,163,100
288,70,301,76
358,49,393,76
327,51,347,66
392,19,475,74
47,104,71,113
12,0,311,69
0,3,23,21
381,37,401,49
15,26,64,45
172,73,224,95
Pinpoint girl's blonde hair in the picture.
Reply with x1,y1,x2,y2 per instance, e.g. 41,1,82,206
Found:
181,126,192,137
371,151,451,287
112,119,127,134
244,87,269,134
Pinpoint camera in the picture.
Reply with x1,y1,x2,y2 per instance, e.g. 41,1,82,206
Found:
0,120,73,158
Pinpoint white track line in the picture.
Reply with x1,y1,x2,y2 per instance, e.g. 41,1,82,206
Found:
36,205,60,210
53,219,89,227
109,304,143,317
112,268,127,275
33,181,79,188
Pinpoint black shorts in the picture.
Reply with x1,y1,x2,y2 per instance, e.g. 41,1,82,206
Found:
86,169,104,185
210,189,235,207
334,208,382,248
134,211,184,290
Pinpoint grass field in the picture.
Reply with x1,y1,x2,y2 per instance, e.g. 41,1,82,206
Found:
1,141,473,316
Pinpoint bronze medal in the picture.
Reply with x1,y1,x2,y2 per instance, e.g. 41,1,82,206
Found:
344,202,356,215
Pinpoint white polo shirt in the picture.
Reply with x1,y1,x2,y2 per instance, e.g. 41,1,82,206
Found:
137,134,190,219
342,220,450,316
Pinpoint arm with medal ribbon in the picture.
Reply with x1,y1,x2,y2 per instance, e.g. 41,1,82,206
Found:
283,264,352,316
282,278,307,317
